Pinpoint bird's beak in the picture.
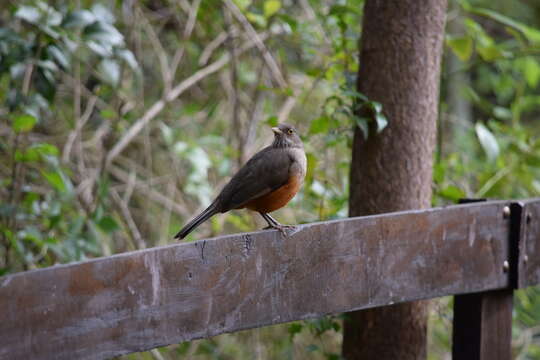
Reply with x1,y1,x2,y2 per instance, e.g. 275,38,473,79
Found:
272,127,283,135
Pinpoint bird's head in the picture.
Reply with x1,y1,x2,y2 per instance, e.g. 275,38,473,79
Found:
271,123,303,149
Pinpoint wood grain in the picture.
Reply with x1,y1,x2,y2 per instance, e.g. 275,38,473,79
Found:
0,201,512,360
517,198,540,287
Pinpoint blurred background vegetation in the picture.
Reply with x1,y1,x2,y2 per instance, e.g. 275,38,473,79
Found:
0,0,539,358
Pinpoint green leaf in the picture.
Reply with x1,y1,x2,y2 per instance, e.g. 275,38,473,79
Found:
246,12,266,27
470,7,540,44
439,185,466,201
42,170,67,192
97,216,119,233
15,149,39,162
475,123,499,161
446,36,473,62
520,57,540,88
12,114,37,133
264,0,281,17
353,116,368,139
176,342,191,356
277,14,297,31
266,115,278,126
328,5,358,16
288,323,303,338
100,108,116,119
233,0,251,10
477,44,503,62
310,116,330,134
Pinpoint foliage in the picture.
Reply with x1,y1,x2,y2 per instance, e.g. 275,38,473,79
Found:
0,0,540,358
435,0,540,358
0,1,140,272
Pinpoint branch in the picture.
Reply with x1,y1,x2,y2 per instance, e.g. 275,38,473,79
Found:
223,0,287,89
105,30,276,165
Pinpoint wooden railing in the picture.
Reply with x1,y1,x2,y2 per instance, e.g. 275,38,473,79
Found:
1,198,539,360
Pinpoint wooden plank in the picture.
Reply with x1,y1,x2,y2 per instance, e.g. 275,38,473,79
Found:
516,198,540,287
452,289,513,360
0,201,511,360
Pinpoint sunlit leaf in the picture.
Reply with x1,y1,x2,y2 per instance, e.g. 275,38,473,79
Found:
375,112,388,133
116,49,139,72
12,114,37,133
475,123,500,161
84,21,124,46
98,59,120,86
47,45,70,69
446,36,473,62
264,0,281,17
246,12,266,27
15,6,41,24
493,106,512,120
62,10,96,28
41,170,67,192
233,0,251,10
477,44,504,61
520,57,540,88
33,143,59,157
91,4,115,24
439,185,466,201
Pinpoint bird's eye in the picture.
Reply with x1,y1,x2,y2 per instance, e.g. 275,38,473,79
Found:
287,129,294,135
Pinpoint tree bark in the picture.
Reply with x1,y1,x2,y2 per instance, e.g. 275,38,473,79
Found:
343,0,447,359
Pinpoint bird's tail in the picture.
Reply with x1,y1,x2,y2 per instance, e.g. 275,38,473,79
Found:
174,202,218,240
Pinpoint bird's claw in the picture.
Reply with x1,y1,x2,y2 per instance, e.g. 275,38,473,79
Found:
263,224,296,236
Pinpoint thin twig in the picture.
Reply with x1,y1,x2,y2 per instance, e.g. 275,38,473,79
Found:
169,0,202,77
108,165,189,218
223,0,287,89
106,30,278,165
63,96,98,163
138,8,171,91
224,6,242,164
277,96,296,124
111,189,146,249
199,31,230,66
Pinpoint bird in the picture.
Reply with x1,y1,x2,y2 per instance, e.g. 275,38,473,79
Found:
175,123,306,240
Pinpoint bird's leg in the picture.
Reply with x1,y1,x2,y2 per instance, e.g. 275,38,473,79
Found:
260,213,295,235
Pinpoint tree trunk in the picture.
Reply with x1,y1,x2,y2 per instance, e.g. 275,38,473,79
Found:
343,0,447,359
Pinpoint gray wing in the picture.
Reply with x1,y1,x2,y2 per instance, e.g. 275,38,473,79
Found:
217,147,292,212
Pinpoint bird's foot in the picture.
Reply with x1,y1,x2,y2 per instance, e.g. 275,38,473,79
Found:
263,224,296,236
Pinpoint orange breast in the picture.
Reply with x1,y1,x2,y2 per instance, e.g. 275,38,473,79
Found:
244,174,302,213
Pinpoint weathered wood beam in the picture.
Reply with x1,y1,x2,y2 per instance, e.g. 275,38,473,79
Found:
0,201,514,359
